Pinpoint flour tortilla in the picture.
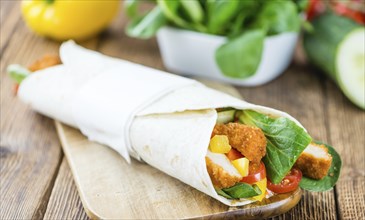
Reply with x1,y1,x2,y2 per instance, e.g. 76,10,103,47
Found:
18,41,305,206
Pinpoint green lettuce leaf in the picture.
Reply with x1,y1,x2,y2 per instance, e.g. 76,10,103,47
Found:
219,182,262,199
7,64,30,84
215,188,233,199
239,110,312,184
300,143,342,192
206,0,241,34
215,30,264,79
252,0,301,35
180,0,204,24
124,0,139,18
126,6,167,39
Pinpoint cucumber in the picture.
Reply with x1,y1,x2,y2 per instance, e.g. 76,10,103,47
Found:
304,12,365,109
217,110,236,124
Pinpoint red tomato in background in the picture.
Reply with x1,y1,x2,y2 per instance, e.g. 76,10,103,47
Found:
307,0,365,24
332,1,365,24
306,0,326,20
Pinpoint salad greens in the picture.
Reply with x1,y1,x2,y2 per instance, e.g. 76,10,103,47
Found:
239,110,341,191
125,0,307,79
239,110,312,184
215,30,265,78
7,64,31,84
214,109,341,198
216,183,262,199
126,7,167,39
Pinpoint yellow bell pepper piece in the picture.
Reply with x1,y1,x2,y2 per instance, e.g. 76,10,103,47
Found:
21,0,119,41
209,135,231,153
252,178,267,202
231,157,249,177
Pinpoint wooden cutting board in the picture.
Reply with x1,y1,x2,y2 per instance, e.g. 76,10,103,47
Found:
55,81,302,219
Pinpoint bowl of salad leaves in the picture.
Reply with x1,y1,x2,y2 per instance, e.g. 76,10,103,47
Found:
125,0,307,86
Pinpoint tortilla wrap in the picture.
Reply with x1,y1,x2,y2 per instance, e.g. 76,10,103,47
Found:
18,41,305,206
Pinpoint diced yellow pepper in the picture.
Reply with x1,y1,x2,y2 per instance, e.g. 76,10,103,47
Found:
232,158,249,176
209,135,231,153
252,178,267,202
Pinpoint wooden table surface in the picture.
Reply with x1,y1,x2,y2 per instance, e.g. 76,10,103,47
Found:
1,1,364,219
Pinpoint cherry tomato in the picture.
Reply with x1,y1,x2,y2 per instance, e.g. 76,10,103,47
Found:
240,162,266,184
306,0,326,20
307,0,365,24
226,148,243,161
267,168,302,194
332,2,365,24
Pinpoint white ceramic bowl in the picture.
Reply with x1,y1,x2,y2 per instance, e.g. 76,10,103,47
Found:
156,27,299,86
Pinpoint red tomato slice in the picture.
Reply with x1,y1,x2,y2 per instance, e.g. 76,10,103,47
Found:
226,148,243,161
267,168,302,194
240,162,266,184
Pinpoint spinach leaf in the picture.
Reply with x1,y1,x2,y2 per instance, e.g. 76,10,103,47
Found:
253,0,301,35
239,110,312,184
180,0,204,24
206,0,240,35
157,0,191,30
221,182,262,199
300,143,342,192
293,0,309,12
126,6,167,39
124,0,139,18
228,12,247,38
215,187,233,199
215,30,264,79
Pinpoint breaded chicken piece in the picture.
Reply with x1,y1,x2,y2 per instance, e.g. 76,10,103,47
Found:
212,123,266,164
294,143,332,180
206,151,242,188
28,54,61,72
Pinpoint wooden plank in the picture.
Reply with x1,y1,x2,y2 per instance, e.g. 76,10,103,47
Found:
0,10,65,219
44,159,89,220
325,80,365,219
236,65,337,219
0,1,22,55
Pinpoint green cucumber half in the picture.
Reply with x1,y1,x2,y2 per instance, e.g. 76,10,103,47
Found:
304,12,365,109
336,28,364,109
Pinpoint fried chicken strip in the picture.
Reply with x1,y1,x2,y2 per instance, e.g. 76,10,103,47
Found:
28,54,61,72
294,143,332,180
205,151,242,188
212,123,266,164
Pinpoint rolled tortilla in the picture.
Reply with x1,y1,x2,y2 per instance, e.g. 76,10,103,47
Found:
18,41,304,206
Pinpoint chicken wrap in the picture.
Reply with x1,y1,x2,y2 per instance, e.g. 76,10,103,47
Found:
12,41,341,206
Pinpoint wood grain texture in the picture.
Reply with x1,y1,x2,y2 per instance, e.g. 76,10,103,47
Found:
325,80,365,220
0,14,63,220
43,159,89,220
0,1,22,53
